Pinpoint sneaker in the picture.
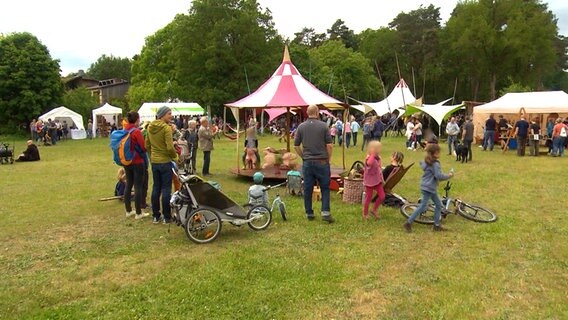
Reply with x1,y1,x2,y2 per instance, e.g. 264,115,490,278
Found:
163,218,172,225
433,225,448,232
307,215,315,221
135,212,151,220
152,217,161,224
125,211,135,218
322,215,335,223
403,222,412,233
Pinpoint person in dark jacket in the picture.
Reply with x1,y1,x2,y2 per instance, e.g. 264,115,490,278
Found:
371,116,384,141
183,120,199,173
15,140,40,162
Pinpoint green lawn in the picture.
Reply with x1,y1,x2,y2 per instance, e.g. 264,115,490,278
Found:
0,134,566,319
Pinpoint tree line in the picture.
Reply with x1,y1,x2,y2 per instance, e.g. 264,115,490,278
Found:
0,0,566,132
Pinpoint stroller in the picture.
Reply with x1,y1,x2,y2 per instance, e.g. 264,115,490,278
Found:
0,142,14,164
170,166,272,244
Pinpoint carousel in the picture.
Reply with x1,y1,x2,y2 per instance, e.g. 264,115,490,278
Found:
225,46,349,180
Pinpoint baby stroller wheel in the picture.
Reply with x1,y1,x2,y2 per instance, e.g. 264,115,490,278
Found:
184,208,222,244
278,202,287,221
247,205,272,230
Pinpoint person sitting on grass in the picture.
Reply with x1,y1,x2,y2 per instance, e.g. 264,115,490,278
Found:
15,140,40,162
115,167,126,200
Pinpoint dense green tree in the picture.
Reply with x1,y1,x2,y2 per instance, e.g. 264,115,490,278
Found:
327,19,358,49
442,0,559,101
0,32,63,131
292,27,327,48
388,5,443,100
87,54,132,81
309,40,382,102
62,87,99,121
357,28,401,95
130,0,283,114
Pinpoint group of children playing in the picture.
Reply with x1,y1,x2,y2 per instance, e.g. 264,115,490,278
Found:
362,140,453,231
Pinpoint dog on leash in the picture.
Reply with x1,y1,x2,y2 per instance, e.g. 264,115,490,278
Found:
455,141,469,163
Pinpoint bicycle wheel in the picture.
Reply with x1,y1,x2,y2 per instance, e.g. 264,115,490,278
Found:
184,208,222,244
247,205,272,230
278,201,287,221
400,203,435,225
457,202,497,223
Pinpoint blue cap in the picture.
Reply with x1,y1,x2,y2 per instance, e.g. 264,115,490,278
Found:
253,172,264,184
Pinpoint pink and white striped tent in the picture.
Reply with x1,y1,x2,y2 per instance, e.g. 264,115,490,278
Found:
225,47,346,110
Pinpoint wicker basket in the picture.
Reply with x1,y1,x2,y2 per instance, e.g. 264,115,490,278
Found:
342,178,365,204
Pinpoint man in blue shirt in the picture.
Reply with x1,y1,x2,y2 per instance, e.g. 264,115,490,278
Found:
514,116,530,156
351,118,360,147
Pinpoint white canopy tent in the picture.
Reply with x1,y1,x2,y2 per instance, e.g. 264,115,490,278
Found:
138,102,205,122
92,103,122,138
39,106,84,130
405,98,465,135
473,91,568,138
359,79,416,116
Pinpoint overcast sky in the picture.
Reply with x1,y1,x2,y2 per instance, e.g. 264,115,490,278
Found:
1,0,566,76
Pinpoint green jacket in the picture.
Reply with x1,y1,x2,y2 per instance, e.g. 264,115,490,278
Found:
145,120,178,164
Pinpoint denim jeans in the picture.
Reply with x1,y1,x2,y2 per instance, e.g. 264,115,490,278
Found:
202,151,211,175
447,135,457,154
124,163,145,214
345,132,351,148
552,136,565,156
302,160,331,217
483,130,495,151
151,162,173,220
407,190,443,226
352,132,358,146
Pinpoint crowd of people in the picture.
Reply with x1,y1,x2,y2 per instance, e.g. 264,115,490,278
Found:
29,118,72,146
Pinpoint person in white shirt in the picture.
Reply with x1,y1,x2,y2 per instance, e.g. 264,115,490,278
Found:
351,118,361,147
445,116,460,155
406,117,415,150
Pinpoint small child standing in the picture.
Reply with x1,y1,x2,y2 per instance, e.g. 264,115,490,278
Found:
330,124,337,145
403,143,453,232
362,141,385,220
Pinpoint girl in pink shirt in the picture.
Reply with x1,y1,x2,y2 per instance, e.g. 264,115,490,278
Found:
362,141,385,219
330,124,337,144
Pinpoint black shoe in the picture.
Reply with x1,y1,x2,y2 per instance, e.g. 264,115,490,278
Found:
403,222,412,233
163,218,172,225
433,225,448,232
152,217,161,224
307,215,315,221
322,215,335,223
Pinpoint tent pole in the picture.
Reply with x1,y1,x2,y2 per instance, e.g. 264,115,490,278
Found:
236,108,240,173
395,52,406,108
343,109,347,169
223,106,227,134
286,108,291,152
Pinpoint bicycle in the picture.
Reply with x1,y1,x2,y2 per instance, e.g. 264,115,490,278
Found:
244,181,288,221
400,181,497,224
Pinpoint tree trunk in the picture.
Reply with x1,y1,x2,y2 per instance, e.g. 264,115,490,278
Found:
490,73,497,101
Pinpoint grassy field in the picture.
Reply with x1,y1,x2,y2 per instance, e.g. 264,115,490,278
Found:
0,134,566,319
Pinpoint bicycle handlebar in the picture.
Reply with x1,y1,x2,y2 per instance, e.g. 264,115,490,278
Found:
263,180,288,192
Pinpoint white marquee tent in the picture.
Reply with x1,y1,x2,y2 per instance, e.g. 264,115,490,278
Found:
473,91,568,138
92,103,122,138
138,102,204,122
39,106,84,130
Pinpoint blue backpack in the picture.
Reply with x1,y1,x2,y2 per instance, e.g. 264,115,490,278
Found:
110,128,139,166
